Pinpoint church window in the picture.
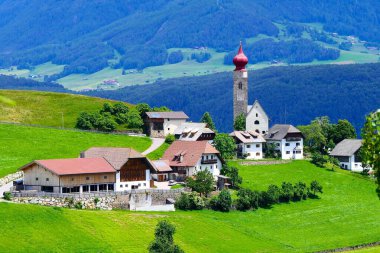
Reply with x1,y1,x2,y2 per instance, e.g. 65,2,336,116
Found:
256,113,258,117
238,82,243,90
255,129,260,133
254,120,260,125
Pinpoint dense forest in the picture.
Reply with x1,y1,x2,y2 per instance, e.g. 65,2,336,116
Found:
0,75,67,92
82,63,380,133
1,1,380,76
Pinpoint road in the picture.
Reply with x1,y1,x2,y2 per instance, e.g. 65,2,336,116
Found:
142,138,165,155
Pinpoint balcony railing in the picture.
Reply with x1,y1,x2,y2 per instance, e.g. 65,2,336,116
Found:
201,159,218,164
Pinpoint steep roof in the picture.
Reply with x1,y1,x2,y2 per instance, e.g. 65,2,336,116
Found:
21,158,116,176
230,131,266,143
247,100,268,119
145,111,189,119
174,122,215,141
81,147,145,170
151,160,172,172
330,139,363,156
174,122,207,135
265,124,302,141
162,141,222,167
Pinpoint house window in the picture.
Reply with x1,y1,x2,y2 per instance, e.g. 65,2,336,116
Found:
138,183,141,186
255,129,260,133
83,185,89,192
90,185,97,192
86,177,90,180
71,178,74,181
120,184,123,188
256,152,260,156
276,143,280,147
46,178,49,182
254,120,260,125
143,183,146,186
262,131,265,134
285,143,290,146
103,176,108,179
296,143,300,146
35,177,38,181
238,82,243,89
286,151,290,154
256,144,260,148
247,145,251,148
108,184,114,191
168,128,170,131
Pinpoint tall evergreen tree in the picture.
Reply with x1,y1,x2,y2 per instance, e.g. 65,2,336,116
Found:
201,112,216,131
234,113,246,131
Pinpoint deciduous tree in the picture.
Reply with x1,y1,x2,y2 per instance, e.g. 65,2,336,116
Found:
201,112,216,131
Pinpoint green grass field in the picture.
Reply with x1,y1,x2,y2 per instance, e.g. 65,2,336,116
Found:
147,142,170,160
0,123,151,177
0,90,130,128
0,159,379,252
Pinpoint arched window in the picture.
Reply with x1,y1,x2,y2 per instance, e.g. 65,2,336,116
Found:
255,129,260,133
238,82,243,90
254,120,260,125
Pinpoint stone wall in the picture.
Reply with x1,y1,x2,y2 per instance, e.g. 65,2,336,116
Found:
10,188,185,211
0,171,23,187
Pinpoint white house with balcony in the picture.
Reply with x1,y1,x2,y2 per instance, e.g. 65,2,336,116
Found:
162,140,224,181
230,131,266,159
265,124,304,160
330,139,371,172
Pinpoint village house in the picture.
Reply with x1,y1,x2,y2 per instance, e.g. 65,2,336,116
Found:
330,139,370,172
174,122,215,141
144,111,189,138
150,160,173,182
80,147,156,191
265,124,304,160
230,131,266,159
162,140,224,181
21,158,116,193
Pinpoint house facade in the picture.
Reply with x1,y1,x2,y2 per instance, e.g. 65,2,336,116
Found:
230,131,266,159
81,147,156,191
330,139,370,172
265,124,304,160
144,111,189,138
162,140,224,181
21,158,116,193
246,100,269,135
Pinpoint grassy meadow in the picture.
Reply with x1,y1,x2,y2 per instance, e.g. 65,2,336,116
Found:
0,90,130,128
147,142,170,160
1,159,379,252
0,123,151,177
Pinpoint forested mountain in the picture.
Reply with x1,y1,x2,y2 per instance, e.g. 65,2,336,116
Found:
1,0,380,76
82,63,380,133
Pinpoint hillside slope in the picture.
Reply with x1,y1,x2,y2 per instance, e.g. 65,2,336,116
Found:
85,63,380,133
0,90,129,128
0,124,151,177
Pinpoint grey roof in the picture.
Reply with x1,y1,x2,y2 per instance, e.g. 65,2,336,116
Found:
80,147,146,171
151,160,172,172
175,122,215,141
265,124,302,141
174,122,207,135
330,139,363,156
146,111,189,119
230,131,266,143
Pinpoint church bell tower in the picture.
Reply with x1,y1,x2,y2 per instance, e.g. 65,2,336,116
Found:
233,42,249,122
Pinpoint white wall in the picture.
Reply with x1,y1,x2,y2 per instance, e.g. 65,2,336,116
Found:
240,143,263,159
246,104,269,134
194,153,222,179
164,119,187,136
268,139,303,160
115,170,150,191
338,155,366,172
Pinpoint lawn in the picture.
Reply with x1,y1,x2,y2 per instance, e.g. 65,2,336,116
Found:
0,159,379,252
147,142,170,160
0,90,130,128
0,123,151,177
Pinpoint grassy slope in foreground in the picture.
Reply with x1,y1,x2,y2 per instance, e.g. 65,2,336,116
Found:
1,160,379,252
0,90,130,128
0,124,151,177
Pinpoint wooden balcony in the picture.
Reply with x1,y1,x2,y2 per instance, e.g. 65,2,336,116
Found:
201,159,218,164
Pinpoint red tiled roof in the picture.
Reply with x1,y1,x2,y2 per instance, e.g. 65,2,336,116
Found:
21,158,116,176
162,140,221,167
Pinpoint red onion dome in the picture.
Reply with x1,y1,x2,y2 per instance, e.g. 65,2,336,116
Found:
233,43,248,71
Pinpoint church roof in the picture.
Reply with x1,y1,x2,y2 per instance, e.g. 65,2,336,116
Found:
247,100,268,119
233,42,248,71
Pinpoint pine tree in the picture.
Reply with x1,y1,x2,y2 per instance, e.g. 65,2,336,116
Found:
200,112,216,131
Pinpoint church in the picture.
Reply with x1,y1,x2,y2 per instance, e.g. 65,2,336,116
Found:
232,43,269,134
231,43,304,160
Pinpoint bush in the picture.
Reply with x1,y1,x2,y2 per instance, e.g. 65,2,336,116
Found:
310,180,323,197
175,193,190,210
267,184,281,204
236,188,253,211
311,152,329,167
221,165,242,189
65,197,74,208
165,134,175,144
293,182,308,201
74,201,83,209
280,182,294,202
148,220,184,253
3,192,12,201
258,191,273,208
250,190,261,210
94,197,100,205
175,192,205,210
211,189,232,212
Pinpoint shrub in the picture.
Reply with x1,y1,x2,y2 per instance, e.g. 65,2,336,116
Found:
175,193,190,210
186,170,214,197
258,191,273,208
165,134,175,144
221,165,242,189
311,152,329,167
3,192,12,201
267,184,281,204
250,190,261,210
293,182,308,201
94,197,100,205
74,201,83,209
236,188,253,211
148,220,184,253
211,190,232,212
280,182,294,202
310,180,323,197
65,197,74,208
